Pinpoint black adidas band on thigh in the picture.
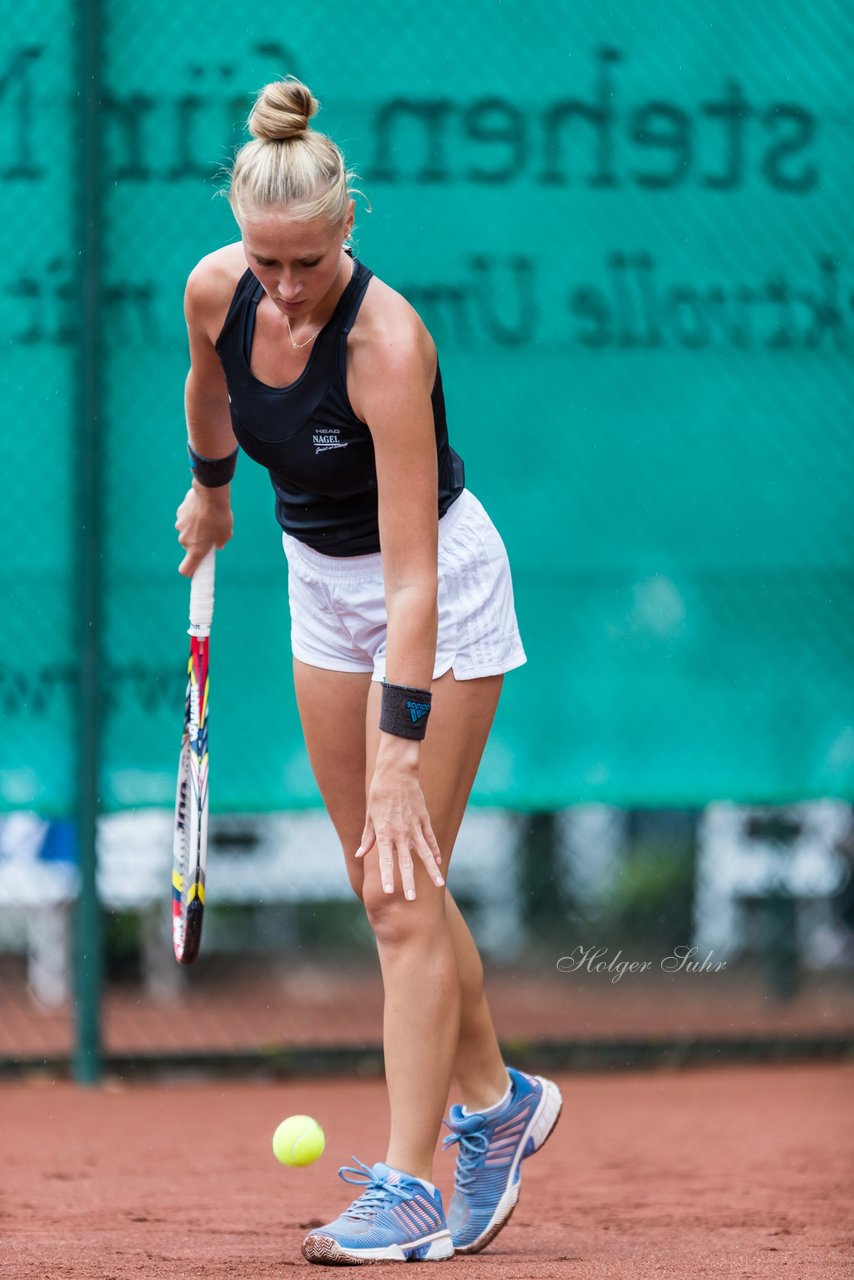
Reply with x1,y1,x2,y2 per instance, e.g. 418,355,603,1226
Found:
380,681,433,741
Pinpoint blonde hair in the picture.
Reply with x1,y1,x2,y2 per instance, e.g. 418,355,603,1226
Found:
229,77,362,227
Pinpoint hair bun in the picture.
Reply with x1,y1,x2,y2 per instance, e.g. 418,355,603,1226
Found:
248,77,319,142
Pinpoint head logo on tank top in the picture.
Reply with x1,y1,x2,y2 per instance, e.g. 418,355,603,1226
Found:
313,425,349,454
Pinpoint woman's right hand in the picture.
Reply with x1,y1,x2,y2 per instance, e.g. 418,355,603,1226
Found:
175,481,234,576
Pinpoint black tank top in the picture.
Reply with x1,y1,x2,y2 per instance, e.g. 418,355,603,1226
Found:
214,253,465,556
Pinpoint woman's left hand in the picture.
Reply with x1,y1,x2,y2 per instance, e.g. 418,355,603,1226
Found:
356,748,445,900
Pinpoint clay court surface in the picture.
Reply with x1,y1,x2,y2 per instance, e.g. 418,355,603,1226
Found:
3,1061,852,1279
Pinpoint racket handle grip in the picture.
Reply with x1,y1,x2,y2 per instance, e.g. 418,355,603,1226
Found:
189,548,216,636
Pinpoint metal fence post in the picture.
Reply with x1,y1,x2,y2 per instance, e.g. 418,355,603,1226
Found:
517,811,568,938
73,0,104,1085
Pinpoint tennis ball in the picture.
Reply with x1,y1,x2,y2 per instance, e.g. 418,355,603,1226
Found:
272,1114,325,1167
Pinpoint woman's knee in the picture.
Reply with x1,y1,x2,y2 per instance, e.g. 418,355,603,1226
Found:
362,878,446,946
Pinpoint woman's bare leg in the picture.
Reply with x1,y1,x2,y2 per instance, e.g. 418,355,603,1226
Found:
443,892,509,1111
293,661,510,1180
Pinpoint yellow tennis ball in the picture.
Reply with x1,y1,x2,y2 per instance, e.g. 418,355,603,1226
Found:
272,1115,325,1167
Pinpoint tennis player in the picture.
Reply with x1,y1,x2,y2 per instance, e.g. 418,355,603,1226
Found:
175,76,562,1266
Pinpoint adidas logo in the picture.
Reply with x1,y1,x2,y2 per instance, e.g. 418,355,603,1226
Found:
406,700,431,724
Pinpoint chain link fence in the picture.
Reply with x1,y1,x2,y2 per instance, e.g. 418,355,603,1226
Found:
1,1,853,1071
3,802,853,1068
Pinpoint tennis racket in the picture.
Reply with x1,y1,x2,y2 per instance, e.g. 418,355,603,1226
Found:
172,548,215,965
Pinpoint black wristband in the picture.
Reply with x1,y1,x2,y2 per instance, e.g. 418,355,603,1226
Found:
188,443,238,488
379,681,433,741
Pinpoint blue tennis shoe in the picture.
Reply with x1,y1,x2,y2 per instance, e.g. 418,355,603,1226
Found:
442,1066,563,1253
302,1157,454,1265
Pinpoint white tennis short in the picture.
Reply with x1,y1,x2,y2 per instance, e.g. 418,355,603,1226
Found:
282,488,527,683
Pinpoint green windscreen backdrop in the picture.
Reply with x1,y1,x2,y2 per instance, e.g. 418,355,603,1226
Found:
2,1,852,812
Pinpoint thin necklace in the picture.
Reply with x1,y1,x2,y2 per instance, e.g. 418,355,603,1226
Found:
282,256,354,349
285,317,320,350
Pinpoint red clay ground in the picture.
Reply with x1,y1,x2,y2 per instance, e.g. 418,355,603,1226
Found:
2,1062,852,1278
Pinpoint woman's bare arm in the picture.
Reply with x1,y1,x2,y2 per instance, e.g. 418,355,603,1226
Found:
350,302,446,897
175,255,240,576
